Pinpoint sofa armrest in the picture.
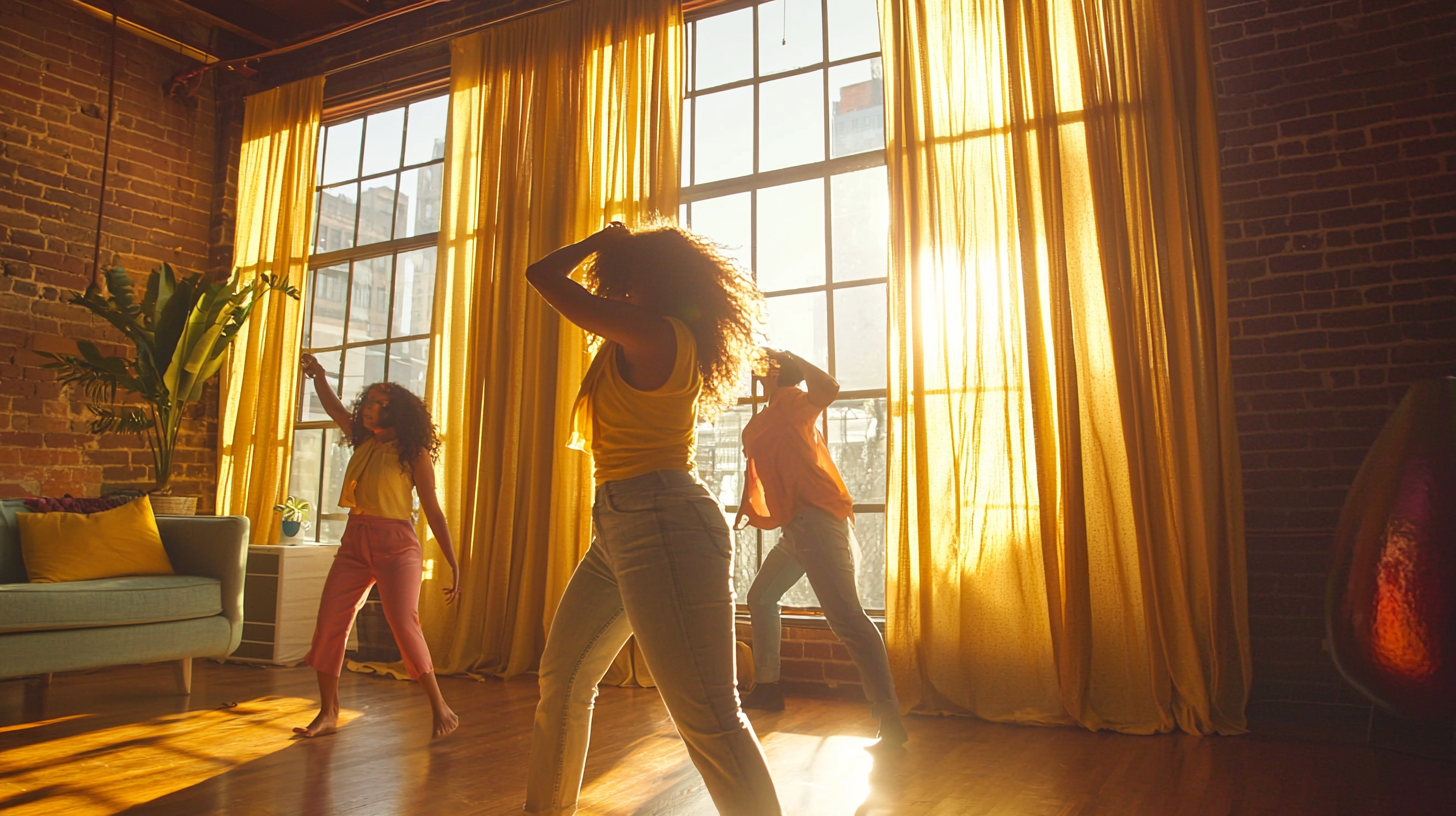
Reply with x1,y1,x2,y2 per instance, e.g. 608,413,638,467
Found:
157,516,249,646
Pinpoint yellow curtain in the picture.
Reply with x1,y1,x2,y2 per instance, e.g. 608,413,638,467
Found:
217,76,324,544
414,0,681,680
881,0,1249,734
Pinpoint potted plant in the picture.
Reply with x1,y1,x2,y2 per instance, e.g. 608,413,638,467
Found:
41,264,299,514
274,496,312,541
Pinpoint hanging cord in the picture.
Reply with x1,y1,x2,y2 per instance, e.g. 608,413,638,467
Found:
91,1,120,290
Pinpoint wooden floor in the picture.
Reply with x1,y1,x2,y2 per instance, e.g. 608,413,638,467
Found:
2,663,1452,815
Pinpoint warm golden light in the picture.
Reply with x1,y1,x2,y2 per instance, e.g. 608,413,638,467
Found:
0,696,360,815
0,714,90,735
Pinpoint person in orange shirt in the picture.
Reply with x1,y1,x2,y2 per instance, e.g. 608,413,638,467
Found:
736,348,906,750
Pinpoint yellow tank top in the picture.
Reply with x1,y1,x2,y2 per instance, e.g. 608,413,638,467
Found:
569,317,702,485
337,437,416,520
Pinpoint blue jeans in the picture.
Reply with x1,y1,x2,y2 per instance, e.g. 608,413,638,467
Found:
746,506,899,718
525,470,781,816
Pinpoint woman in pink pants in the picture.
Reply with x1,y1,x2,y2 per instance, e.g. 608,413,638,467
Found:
294,356,461,739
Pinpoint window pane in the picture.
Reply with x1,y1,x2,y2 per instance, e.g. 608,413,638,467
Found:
827,397,886,503
681,99,693,187
308,265,348,348
300,349,341,422
758,0,823,76
397,165,443,239
764,291,828,369
693,88,753,184
780,568,821,607
689,192,751,272
357,175,399,246
828,0,881,61
388,339,430,400
393,246,437,337
852,511,885,610
348,256,393,344
403,96,449,167
757,179,824,291
361,107,405,177
697,403,752,508
831,165,888,281
321,118,362,185
734,525,768,603
696,7,753,90
317,183,358,252
829,58,884,158
319,428,351,542
287,429,323,540
759,70,824,172
833,283,886,391
341,344,387,408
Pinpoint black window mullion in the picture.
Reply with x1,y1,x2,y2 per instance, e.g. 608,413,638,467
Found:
313,428,326,542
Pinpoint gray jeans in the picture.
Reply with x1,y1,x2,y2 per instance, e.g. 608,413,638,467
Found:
746,506,899,718
525,470,781,816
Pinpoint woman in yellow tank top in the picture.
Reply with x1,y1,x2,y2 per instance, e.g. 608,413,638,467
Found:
524,221,782,816
292,364,461,741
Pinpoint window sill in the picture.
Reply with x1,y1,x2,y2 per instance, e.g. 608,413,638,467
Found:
735,610,886,633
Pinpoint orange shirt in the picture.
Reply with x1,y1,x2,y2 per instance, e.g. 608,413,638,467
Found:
739,387,853,529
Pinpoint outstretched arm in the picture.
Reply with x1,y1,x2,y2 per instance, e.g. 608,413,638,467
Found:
301,353,353,435
525,223,676,363
412,454,460,604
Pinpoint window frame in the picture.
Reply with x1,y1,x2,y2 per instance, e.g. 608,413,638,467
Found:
683,0,889,616
291,92,448,543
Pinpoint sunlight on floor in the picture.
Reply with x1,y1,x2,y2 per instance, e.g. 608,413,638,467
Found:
0,714,90,735
761,731,876,815
0,696,360,816
573,727,877,816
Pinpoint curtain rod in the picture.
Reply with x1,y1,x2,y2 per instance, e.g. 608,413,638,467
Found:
166,0,580,99
322,0,576,79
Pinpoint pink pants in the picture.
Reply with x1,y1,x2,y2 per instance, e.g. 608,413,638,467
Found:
305,514,434,680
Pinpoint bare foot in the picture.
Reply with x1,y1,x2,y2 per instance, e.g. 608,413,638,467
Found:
293,710,339,738
432,705,459,740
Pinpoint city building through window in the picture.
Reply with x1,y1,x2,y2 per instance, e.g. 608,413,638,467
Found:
683,0,890,612
288,95,448,543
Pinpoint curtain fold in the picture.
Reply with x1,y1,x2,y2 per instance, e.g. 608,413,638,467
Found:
216,76,325,544
880,0,1249,735
414,0,681,680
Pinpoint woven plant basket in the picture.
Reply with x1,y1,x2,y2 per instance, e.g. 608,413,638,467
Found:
150,495,197,516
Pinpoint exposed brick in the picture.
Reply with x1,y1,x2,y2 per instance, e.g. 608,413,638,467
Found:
1213,0,1456,707
0,0,221,511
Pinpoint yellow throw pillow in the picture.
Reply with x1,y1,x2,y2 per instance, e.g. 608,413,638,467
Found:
18,495,175,583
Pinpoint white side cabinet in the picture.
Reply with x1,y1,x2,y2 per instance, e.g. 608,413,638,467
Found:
231,543,351,665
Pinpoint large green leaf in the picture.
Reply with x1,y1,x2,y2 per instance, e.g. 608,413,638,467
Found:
104,267,140,319
154,274,195,374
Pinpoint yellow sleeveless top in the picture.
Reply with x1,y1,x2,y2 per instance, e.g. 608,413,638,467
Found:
569,317,702,485
337,437,416,520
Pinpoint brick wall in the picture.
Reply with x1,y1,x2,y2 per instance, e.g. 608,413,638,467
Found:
0,0,223,508
1208,0,1456,704
736,621,868,700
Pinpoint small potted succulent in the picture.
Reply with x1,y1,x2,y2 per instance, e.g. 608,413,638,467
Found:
273,496,313,541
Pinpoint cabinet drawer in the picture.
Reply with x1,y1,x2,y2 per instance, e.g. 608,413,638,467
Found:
232,641,274,661
248,550,280,576
242,623,276,644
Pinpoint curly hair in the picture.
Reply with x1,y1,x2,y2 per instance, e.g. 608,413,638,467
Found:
583,221,763,419
347,382,441,473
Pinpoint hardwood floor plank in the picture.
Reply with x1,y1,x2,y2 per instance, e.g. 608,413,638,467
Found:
1,663,1452,815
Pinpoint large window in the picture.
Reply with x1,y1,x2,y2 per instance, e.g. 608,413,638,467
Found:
683,0,889,611
288,95,449,543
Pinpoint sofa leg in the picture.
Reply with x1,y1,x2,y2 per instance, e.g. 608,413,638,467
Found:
174,658,193,695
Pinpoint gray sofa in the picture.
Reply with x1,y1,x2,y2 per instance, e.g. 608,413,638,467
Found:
0,499,247,694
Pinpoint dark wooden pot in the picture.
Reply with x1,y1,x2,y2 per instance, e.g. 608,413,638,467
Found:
1328,377,1456,720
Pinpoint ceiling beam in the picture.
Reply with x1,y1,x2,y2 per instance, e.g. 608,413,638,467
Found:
59,0,220,63
134,0,278,48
